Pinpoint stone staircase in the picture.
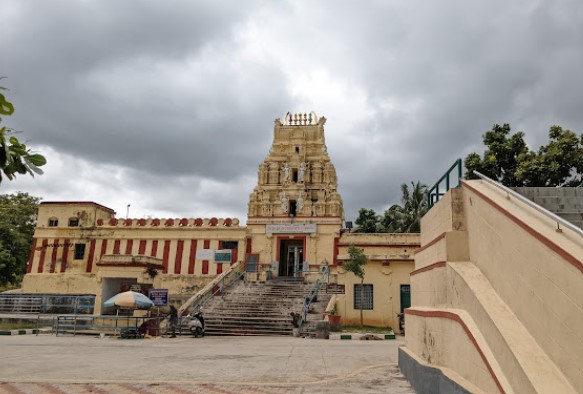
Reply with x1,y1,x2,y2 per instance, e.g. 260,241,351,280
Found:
194,277,331,336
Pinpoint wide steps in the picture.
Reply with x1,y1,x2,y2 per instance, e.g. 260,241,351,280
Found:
197,277,327,337
205,328,291,336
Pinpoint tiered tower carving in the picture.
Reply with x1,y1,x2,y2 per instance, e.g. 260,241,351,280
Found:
248,112,344,219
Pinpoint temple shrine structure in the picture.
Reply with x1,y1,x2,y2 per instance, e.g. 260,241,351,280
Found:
21,112,419,331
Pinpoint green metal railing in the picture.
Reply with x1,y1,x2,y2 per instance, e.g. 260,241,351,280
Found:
427,158,463,208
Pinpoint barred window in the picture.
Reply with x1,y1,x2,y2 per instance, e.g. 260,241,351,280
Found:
74,244,86,260
354,284,374,310
48,218,59,227
69,218,79,227
221,241,238,250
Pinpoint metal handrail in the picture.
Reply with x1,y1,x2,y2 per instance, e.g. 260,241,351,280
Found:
198,270,246,311
473,171,583,238
0,294,95,314
178,261,245,315
427,158,463,207
299,265,330,328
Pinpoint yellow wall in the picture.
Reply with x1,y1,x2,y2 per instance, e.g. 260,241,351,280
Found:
334,232,419,331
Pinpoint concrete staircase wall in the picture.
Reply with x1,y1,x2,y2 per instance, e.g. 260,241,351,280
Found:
402,182,582,393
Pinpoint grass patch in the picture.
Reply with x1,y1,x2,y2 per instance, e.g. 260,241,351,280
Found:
0,322,38,330
0,284,20,293
341,325,393,334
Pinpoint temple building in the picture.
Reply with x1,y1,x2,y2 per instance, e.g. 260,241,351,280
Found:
21,112,419,331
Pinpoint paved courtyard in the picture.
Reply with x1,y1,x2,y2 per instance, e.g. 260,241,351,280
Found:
0,334,414,393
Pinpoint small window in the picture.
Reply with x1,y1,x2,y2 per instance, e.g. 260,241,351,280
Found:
48,218,59,227
289,201,297,216
74,244,86,260
292,169,298,182
354,284,374,310
295,146,300,154
69,218,79,227
221,241,238,250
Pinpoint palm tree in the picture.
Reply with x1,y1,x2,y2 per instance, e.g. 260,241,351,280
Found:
381,181,428,233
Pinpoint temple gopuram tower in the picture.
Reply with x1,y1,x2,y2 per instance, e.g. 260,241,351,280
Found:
246,112,344,278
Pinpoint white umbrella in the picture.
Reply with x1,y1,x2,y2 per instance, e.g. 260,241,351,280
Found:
103,291,154,309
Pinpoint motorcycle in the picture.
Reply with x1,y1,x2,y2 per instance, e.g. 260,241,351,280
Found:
397,312,405,335
185,310,205,338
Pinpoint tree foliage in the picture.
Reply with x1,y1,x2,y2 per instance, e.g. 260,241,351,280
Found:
0,79,47,184
381,181,428,233
344,245,367,280
355,181,428,233
465,124,583,187
343,245,368,327
0,192,40,287
355,208,379,233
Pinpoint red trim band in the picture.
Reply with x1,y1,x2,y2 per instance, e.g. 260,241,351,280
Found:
49,238,59,273
162,240,171,274
405,308,506,394
463,182,583,275
174,240,184,275
415,233,446,255
410,261,446,276
61,239,69,273
337,242,420,247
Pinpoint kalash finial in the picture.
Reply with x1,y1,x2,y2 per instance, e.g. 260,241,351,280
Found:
281,111,319,125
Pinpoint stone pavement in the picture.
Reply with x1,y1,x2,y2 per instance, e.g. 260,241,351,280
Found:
0,335,414,393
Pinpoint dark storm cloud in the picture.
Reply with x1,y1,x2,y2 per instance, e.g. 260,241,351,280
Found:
319,0,583,217
2,0,291,182
2,0,583,222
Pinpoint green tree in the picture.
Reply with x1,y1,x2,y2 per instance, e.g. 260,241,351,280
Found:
464,123,583,187
343,246,368,327
354,208,379,233
0,192,40,287
0,80,46,184
380,181,428,233
464,124,528,186
516,126,583,187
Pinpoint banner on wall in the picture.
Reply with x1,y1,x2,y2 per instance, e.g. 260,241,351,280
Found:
195,249,215,260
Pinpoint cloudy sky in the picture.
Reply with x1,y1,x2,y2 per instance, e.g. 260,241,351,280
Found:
2,0,583,223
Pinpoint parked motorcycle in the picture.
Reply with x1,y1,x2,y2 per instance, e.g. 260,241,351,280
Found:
186,310,205,338
397,312,405,335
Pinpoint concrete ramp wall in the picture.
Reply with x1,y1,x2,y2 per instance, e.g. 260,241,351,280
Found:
463,180,583,391
402,180,582,393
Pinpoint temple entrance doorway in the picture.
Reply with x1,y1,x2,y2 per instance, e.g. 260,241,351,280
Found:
279,239,304,277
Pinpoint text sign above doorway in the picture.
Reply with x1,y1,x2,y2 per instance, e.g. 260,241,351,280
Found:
266,223,317,234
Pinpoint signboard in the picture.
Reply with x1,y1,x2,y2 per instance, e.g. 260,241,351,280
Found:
326,284,345,294
129,284,143,293
196,249,215,260
266,223,317,234
215,250,232,263
148,288,169,307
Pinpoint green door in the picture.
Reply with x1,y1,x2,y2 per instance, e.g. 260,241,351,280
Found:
400,285,411,313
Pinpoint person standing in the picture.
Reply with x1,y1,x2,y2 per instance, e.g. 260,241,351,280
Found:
169,305,178,338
